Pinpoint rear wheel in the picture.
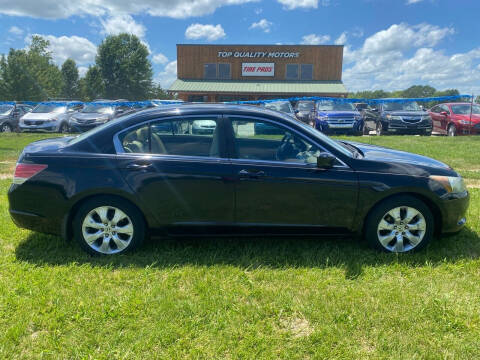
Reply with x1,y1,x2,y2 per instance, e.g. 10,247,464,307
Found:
364,195,434,253
447,124,457,137
73,196,145,255
375,122,384,136
1,123,12,133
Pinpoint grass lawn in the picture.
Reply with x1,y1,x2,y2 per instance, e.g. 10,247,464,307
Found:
0,132,479,359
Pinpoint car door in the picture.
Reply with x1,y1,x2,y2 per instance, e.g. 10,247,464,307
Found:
429,106,442,133
116,115,235,227
439,105,451,132
225,115,358,232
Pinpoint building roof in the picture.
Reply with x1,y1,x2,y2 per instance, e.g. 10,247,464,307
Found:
168,79,348,95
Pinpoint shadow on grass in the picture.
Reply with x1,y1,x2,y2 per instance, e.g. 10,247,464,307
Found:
14,227,480,278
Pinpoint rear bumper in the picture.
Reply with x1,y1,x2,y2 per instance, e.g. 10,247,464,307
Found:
439,191,470,234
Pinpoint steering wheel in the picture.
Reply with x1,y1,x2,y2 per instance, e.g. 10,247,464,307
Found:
276,132,306,161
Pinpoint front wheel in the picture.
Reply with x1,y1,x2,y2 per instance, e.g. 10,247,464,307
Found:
1,123,12,133
59,122,69,134
375,122,384,136
447,124,457,137
364,195,434,253
73,196,145,255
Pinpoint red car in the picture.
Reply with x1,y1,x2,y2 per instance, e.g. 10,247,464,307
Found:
429,102,480,136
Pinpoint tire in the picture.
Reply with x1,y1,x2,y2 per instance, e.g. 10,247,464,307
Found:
73,196,146,255
422,130,432,136
375,122,384,136
59,122,69,134
364,195,434,253
447,124,456,137
1,123,12,133
362,123,370,135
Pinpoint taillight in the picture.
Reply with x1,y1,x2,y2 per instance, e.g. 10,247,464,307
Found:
13,163,48,184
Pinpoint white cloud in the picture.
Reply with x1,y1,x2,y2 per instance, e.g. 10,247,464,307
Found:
152,53,168,64
406,0,424,4
78,66,88,77
8,26,23,36
0,0,258,19
341,23,480,93
156,60,177,88
301,33,330,45
249,19,273,33
100,15,146,38
27,34,97,66
185,23,226,41
277,0,330,10
334,32,347,45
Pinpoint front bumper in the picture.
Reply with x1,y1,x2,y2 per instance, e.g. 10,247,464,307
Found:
19,121,58,132
316,119,363,134
385,120,432,134
439,191,470,234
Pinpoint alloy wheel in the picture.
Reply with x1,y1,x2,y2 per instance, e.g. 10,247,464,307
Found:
376,122,382,136
448,125,456,137
1,124,12,132
81,206,134,255
376,206,426,253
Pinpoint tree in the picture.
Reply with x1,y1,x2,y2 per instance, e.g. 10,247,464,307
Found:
148,83,173,100
61,58,79,99
83,65,104,101
96,33,153,100
401,85,436,99
0,35,63,101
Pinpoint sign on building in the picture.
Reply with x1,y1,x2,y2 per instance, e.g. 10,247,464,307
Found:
242,63,275,77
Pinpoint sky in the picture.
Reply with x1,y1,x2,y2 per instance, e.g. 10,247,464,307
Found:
1,0,479,94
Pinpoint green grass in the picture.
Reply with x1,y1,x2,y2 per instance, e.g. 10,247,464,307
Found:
1,133,480,359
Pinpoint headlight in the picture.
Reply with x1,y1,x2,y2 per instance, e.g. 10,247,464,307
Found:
459,120,471,125
319,116,329,121
430,175,466,194
386,115,402,121
94,116,110,123
354,115,361,120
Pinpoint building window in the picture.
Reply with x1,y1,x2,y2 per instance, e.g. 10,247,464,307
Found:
286,64,299,80
204,64,217,79
218,63,231,79
300,64,313,80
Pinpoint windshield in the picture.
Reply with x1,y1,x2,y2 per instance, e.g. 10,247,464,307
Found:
0,105,13,115
316,101,355,111
297,101,314,111
451,104,480,115
32,104,66,113
382,101,421,111
82,105,114,114
264,101,293,114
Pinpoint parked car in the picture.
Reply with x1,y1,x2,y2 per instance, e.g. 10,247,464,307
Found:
9,104,469,255
0,103,33,132
69,101,132,132
313,100,363,135
354,103,369,112
363,100,432,136
429,103,480,136
294,100,315,125
19,102,83,133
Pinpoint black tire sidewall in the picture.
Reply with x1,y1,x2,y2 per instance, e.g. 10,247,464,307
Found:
364,195,434,253
73,196,145,255
448,125,456,136
1,123,12,132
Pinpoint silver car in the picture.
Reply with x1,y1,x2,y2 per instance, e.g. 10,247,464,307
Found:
19,102,83,133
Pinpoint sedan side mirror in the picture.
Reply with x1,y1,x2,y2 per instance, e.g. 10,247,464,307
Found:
440,111,448,116
317,152,336,169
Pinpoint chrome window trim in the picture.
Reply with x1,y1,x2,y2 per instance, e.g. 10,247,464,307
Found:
226,114,350,169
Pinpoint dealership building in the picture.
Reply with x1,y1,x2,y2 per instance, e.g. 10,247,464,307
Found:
168,44,348,102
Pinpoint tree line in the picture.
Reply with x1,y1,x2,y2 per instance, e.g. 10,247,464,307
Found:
0,33,172,102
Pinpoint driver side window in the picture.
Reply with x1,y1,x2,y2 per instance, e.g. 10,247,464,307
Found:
230,118,321,164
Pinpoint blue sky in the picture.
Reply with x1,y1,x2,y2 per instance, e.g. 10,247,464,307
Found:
1,0,479,93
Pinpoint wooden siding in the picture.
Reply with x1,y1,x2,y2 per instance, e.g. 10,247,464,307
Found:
177,44,343,81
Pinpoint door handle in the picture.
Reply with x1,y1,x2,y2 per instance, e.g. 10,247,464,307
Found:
125,162,153,171
238,169,266,179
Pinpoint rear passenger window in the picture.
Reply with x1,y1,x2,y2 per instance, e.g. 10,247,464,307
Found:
119,118,221,158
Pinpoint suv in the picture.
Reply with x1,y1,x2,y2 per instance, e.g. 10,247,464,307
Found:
19,102,83,133
69,100,133,132
0,103,33,132
363,100,432,136
294,100,315,125
429,103,480,136
313,100,363,135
